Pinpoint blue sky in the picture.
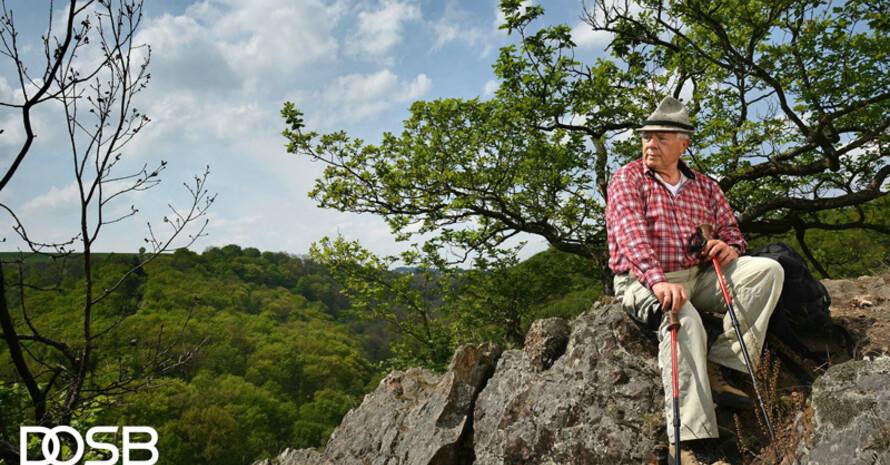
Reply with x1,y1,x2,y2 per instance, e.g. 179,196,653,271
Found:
0,0,612,258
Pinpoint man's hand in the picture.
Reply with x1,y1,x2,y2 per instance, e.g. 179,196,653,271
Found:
703,240,739,267
652,281,687,313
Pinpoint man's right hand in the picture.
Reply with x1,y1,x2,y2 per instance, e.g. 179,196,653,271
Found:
652,281,687,313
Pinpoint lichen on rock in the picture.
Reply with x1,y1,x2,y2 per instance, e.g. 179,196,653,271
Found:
795,356,890,465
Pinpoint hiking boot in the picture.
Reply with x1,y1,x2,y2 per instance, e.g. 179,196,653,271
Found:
708,361,752,410
669,440,731,465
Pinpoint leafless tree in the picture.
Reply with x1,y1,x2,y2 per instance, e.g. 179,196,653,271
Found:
0,1,214,461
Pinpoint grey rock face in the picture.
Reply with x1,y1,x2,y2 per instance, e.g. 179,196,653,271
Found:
523,317,571,372
795,356,890,465
473,302,663,465
254,448,322,465
261,303,665,465
268,342,501,465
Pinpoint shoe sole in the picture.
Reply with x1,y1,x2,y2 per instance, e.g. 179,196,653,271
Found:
712,390,752,410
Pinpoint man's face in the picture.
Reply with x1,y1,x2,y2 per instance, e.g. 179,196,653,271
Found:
641,131,690,174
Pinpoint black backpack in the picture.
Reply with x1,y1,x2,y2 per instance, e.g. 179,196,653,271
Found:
747,242,856,384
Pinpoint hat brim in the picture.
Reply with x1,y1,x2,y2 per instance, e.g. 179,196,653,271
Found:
635,124,695,134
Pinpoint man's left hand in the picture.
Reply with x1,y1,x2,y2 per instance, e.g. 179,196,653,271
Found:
703,240,739,267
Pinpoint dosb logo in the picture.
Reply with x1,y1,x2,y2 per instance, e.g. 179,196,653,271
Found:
20,426,158,465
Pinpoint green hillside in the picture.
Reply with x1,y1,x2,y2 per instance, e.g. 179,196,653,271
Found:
1,247,378,464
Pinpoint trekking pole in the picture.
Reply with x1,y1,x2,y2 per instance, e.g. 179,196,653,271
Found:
667,309,681,465
691,224,782,463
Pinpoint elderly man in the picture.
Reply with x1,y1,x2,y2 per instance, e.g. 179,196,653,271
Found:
606,97,784,464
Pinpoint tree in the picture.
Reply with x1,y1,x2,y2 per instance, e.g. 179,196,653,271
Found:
0,1,213,461
283,0,889,288
309,237,458,371
310,234,599,370
585,0,890,276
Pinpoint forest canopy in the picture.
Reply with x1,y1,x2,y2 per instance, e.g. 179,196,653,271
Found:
0,248,375,465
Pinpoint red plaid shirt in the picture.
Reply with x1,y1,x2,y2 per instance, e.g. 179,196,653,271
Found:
606,158,746,289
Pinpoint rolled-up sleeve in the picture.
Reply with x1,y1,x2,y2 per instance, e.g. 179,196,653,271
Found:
710,184,747,253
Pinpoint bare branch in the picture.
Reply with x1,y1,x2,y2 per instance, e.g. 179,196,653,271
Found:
0,0,97,192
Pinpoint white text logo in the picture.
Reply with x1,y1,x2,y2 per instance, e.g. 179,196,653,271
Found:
20,426,158,465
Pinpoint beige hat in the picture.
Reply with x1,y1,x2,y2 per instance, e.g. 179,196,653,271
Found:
636,97,695,134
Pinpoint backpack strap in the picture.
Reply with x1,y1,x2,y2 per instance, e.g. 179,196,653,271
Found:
772,345,815,387
767,306,827,364
832,322,858,359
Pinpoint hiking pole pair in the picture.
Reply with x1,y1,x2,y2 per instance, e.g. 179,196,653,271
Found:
688,224,781,462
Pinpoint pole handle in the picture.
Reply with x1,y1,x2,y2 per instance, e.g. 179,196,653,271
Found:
666,310,680,330
699,223,714,242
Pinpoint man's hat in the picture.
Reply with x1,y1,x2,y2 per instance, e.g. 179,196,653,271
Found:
636,97,695,134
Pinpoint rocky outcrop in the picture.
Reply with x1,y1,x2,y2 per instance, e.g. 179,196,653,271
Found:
253,448,321,465
258,272,890,465
823,273,890,358
521,317,571,372
794,356,890,465
259,303,662,465
473,306,663,464
271,342,501,465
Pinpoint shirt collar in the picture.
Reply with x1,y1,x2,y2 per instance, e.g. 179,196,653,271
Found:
642,158,697,180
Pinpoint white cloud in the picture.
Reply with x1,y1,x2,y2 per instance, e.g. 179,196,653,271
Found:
0,76,16,102
138,0,342,93
210,0,342,78
405,74,433,99
125,90,272,160
493,0,534,31
322,70,431,122
431,1,487,52
573,1,643,49
137,14,240,95
349,0,421,59
432,19,459,49
3,0,550,258
483,79,499,97
0,76,26,148
22,182,80,212
0,70,68,152
2,0,345,171
119,0,350,158
571,21,613,49
204,212,265,246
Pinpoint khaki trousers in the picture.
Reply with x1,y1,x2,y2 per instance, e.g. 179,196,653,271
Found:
613,257,784,443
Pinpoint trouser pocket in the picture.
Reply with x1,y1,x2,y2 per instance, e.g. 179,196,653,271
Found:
614,274,662,333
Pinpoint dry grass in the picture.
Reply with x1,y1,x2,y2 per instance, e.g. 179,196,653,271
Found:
730,349,811,464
